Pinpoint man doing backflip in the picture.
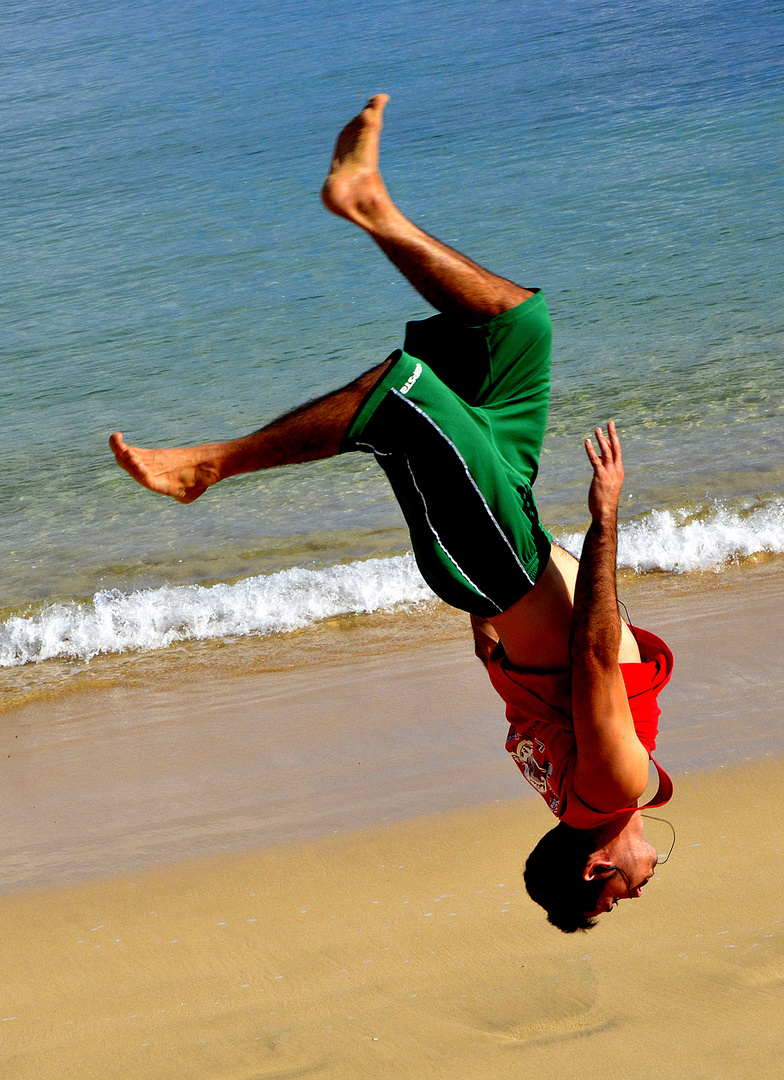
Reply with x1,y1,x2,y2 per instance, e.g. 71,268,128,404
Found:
110,96,673,932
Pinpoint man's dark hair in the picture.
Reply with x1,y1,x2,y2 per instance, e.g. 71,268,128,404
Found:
524,821,605,933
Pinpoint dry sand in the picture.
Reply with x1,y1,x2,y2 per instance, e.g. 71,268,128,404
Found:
2,759,783,1080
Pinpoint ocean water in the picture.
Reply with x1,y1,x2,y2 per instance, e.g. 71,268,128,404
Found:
1,0,782,678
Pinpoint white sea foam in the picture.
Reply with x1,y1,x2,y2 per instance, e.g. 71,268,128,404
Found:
0,555,435,668
2,499,783,667
559,498,784,574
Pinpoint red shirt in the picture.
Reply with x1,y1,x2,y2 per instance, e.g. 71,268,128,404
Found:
488,627,674,830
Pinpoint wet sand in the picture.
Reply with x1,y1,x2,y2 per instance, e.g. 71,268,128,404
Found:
3,561,783,893
1,562,783,1076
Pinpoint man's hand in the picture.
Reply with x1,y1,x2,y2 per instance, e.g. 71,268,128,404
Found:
585,421,624,524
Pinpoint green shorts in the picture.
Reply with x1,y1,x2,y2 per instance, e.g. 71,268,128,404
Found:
342,290,553,617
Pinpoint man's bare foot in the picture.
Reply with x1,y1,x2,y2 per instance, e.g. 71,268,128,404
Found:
109,432,222,504
321,94,395,229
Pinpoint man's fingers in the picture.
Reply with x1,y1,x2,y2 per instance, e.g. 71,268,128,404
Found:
594,426,611,459
606,420,622,460
584,437,601,469
585,422,624,478
590,422,622,467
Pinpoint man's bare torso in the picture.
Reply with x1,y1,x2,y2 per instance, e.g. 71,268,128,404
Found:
488,544,641,671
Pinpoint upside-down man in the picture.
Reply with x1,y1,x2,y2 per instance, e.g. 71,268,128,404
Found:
110,95,673,932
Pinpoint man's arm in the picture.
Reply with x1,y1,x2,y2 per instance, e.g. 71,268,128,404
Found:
570,422,650,810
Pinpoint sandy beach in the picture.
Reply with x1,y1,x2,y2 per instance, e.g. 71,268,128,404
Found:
2,562,784,1077
2,762,784,1079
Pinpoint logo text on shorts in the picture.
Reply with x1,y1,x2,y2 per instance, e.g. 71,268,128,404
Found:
399,363,422,395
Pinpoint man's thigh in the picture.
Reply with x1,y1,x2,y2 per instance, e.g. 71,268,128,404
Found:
343,350,552,616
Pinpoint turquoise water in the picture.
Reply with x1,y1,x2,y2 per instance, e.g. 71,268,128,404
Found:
1,0,783,666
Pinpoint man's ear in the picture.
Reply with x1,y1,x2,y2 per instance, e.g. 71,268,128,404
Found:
583,855,614,882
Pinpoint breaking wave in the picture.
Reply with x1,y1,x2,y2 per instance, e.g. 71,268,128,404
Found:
560,498,784,573
2,498,783,666
0,555,435,667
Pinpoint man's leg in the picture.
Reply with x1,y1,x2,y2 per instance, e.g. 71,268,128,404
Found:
321,95,533,320
109,362,389,503
111,94,532,501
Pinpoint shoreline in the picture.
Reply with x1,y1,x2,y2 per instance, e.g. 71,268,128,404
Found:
2,560,783,894
2,554,783,708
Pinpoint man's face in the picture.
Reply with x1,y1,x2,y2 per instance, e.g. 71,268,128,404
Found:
587,843,659,917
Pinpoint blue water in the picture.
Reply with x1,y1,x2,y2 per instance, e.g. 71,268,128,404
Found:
1,0,783,667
